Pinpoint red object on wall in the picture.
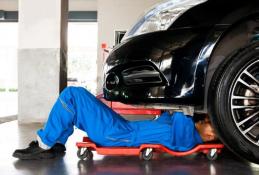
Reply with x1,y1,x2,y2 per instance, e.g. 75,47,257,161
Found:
101,43,107,49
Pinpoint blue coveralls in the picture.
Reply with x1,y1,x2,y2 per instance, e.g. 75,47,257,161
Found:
37,87,203,151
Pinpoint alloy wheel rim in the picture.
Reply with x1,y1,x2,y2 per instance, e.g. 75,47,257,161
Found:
231,59,259,146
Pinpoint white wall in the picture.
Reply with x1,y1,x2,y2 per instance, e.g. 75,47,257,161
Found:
0,0,17,11
0,0,98,11
96,0,162,93
69,0,97,11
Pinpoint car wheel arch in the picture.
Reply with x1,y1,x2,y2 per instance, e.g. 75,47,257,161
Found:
203,14,259,113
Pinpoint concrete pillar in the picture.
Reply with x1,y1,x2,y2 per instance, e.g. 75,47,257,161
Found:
18,0,68,123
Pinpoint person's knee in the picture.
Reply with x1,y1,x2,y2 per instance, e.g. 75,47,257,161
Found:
61,86,90,98
70,86,89,96
60,86,73,96
60,86,77,98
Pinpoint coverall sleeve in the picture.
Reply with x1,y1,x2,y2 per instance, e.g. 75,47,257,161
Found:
167,112,203,151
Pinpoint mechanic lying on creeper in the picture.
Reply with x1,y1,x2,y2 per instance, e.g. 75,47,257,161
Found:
13,87,217,160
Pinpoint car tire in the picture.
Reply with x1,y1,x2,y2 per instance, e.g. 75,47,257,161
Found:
209,42,259,163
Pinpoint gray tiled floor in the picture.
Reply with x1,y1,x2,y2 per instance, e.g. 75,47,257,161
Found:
1,121,259,175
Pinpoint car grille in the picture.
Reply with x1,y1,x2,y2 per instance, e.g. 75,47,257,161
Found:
122,65,163,85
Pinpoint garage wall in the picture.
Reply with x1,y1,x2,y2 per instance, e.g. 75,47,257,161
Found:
69,0,97,11
0,0,98,11
97,0,162,93
0,0,163,94
0,0,18,11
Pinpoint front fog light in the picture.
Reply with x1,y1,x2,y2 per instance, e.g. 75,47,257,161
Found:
105,73,120,90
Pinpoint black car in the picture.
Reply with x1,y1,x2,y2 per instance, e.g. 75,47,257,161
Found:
103,0,259,163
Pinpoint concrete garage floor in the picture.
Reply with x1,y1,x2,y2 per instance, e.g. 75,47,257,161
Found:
1,121,259,175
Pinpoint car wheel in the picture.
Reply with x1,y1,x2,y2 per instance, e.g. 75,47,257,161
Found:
209,42,259,163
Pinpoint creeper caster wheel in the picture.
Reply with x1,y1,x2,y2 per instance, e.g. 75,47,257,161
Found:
206,149,218,161
77,148,93,161
141,148,153,161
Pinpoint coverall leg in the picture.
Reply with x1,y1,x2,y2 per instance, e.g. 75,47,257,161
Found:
37,87,133,147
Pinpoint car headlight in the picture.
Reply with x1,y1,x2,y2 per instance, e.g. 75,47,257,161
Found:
122,0,208,41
